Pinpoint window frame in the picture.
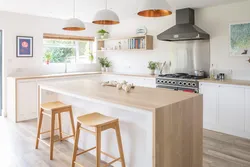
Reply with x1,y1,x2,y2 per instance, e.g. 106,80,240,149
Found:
43,34,96,65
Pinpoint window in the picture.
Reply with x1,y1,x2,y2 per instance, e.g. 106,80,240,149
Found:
43,34,95,64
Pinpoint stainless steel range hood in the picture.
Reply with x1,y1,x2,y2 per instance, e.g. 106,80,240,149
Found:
157,8,210,41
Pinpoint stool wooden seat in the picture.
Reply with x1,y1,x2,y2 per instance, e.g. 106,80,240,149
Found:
72,112,126,167
35,101,75,160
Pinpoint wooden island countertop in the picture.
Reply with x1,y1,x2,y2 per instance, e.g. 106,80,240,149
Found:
39,79,203,167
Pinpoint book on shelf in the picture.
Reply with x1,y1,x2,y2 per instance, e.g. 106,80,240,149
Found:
127,38,145,50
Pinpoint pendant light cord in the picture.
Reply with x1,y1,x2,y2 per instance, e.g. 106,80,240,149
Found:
105,0,108,10
73,0,76,18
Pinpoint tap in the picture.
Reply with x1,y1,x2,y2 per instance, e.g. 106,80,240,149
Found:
65,62,68,73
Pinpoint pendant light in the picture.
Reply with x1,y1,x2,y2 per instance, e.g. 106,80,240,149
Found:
63,0,86,31
137,0,172,17
92,0,120,25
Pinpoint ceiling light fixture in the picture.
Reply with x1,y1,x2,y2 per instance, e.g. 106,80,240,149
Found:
92,0,120,25
137,0,172,17
63,0,86,31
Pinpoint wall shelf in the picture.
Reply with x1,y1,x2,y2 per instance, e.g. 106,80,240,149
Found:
97,35,153,52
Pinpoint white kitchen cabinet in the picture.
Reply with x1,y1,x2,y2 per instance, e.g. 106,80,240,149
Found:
199,83,218,126
218,85,245,132
245,88,250,133
17,80,38,121
200,82,250,139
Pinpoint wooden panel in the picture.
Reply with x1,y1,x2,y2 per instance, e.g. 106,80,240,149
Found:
154,95,203,167
43,33,94,41
145,35,153,50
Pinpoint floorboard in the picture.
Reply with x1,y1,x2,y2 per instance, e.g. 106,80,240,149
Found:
1,117,250,167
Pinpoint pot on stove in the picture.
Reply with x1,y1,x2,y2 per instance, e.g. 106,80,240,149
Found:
194,70,205,77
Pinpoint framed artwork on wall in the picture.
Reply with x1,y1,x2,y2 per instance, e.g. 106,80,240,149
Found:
229,22,250,56
16,36,33,57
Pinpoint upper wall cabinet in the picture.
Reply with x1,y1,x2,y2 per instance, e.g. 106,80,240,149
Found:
97,35,153,52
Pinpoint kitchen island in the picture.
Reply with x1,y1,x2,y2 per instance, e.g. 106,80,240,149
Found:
38,79,203,167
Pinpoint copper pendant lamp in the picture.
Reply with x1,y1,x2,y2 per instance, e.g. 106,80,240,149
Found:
92,0,120,25
63,0,86,31
138,0,172,17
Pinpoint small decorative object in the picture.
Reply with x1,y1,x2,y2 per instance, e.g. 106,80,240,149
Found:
98,57,107,72
230,22,250,56
118,41,122,50
97,29,109,39
45,52,51,65
101,81,135,93
136,26,147,35
147,61,157,75
16,36,33,57
105,60,112,72
88,52,94,63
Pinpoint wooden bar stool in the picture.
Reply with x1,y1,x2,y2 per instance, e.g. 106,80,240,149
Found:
35,101,76,160
72,112,126,167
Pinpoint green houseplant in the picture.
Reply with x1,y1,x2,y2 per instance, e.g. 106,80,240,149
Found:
104,60,112,72
88,52,94,63
45,52,52,65
148,61,157,75
98,57,108,72
97,29,109,39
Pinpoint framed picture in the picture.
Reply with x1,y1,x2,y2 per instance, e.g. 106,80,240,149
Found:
229,22,250,56
16,36,33,57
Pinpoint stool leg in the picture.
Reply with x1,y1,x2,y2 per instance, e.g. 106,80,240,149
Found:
58,113,63,141
50,112,56,160
69,107,76,138
96,127,101,167
72,122,81,167
115,122,126,167
35,108,44,149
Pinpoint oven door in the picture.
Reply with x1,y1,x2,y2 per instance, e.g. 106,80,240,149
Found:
156,85,178,91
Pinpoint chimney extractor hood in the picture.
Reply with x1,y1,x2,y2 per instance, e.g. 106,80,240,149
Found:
157,8,210,41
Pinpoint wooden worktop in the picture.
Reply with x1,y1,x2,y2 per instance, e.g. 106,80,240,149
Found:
8,72,102,80
39,79,200,112
102,72,157,78
200,78,250,87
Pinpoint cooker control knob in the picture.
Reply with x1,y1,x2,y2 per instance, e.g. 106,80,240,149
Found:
160,80,164,83
187,82,191,86
164,80,168,84
192,83,197,87
167,81,172,84
179,81,183,85
172,81,176,84
183,82,187,86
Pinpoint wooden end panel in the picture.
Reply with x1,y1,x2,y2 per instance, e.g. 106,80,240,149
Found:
154,95,203,167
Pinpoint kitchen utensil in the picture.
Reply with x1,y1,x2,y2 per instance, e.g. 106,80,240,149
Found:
194,70,205,77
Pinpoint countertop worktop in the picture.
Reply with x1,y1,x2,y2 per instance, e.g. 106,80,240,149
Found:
8,71,157,80
200,78,250,87
8,71,102,80
39,79,200,111
102,72,157,78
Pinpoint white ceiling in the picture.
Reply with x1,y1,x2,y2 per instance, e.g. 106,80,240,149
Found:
0,0,247,22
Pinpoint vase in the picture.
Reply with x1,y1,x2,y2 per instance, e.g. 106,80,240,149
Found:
150,69,155,75
101,67,105,72
105,67,110,72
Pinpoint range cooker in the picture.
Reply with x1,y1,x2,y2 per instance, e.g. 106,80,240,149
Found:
156,73,206,93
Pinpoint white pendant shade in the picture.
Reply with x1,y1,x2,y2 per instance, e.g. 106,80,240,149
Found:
93,9,120,25
138,0,172,17
63,18,86,31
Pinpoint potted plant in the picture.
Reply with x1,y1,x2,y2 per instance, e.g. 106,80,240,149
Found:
97,29,109,39
89,52,94,63
105,60,112,72
45,52,52,65
98,57,107,72
148,61,157,75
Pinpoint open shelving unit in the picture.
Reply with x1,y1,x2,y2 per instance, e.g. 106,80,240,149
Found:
96,35,153,52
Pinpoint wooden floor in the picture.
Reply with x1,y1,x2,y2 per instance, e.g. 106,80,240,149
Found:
1,117,250,167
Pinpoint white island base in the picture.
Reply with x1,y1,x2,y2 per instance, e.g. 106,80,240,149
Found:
38,80,203,167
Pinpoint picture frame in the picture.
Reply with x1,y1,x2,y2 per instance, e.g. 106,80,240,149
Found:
16,36,33,57
229,22,250,56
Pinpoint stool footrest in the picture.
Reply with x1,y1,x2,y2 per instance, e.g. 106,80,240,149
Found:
104,158,121,167
74,161,85,167
54,135,74,142
40,128,59,134
42,112,52,117
37,138,50,147
80,127,96,135
76,147,96,156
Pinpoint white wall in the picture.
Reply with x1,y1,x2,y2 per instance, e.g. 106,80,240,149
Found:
0,11,102,115
105,0,250,80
